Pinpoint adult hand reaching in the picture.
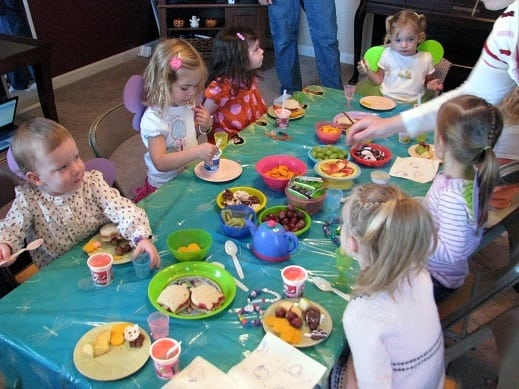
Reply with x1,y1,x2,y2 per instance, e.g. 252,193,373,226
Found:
347,115,405,146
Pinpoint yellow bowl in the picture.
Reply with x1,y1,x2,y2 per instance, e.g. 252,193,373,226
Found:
216,186,267,213
314,159,361,189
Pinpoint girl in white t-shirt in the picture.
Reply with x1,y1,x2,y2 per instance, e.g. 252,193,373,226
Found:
329,184,444,389
357,9,443,103
134,39,219,202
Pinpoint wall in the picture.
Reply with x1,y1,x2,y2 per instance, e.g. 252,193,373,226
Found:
25,0,159,77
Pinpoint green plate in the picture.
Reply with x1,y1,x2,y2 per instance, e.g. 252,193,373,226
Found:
148,262,237,319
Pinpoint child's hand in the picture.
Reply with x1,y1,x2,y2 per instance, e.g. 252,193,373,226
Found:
134,239,161,269
0,242,14,267
426,79,443,92
357,59,369,75
197,142,220,163
193,105,213,132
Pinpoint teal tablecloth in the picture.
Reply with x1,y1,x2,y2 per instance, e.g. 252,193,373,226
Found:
0,88,432,387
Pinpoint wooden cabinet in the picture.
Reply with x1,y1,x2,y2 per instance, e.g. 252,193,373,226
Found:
350,0,502,89
157,1,267,43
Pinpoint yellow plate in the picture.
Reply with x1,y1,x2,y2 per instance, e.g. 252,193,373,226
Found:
73,322,151,381
359,96,396,111
216,186,267,213
262,298,333,348
267,106,305,120
82,234,133,265
408,144,441,161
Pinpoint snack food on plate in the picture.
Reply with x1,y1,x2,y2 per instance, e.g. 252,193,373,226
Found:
273,98,302,118
415,141,432,158
82,329,111,357
157,284,191,313
124,324,145,348
221,189,261,211
100,223,122,242
190,284,224,311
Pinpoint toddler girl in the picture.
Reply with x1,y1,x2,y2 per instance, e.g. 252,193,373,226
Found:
0,118,160,269
357,9,443,103
426,95,503,302
134,38,218,202
331,184,444,388
203,26,267,139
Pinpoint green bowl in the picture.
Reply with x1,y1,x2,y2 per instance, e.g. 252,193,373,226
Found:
167,229,212,262
258,205,311,236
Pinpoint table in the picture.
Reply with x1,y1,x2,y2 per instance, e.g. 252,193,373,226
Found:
0,87,429,387
0,34,58,121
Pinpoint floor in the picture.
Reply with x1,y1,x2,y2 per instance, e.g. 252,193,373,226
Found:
10,48,519,388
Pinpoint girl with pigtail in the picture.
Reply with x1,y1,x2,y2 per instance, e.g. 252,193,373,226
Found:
425,94,503,302
356,9,443,103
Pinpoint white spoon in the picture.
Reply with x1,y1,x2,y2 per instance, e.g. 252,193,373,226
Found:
312,276,351,301
224,240,245,280
166,341,182,358
212,261,249,292
8,238,44,261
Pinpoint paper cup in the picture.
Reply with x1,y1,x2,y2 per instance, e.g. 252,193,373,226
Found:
147,311,170,340
281,265,308,298
150,338,181,380
133,253,151,279
204,148,222,172
86,253,113,287
275,108,290,129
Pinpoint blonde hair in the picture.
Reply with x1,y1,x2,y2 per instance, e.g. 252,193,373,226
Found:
11,117,72,174
143,38,207,112
384,9,427,45
341,184,436,297
436,95,503,227
499,87,519,126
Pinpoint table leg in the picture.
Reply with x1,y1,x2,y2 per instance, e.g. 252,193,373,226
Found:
349,0,367,84
32,59,58,122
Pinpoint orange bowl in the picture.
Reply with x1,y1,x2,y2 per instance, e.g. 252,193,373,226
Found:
256,155,308,191
315,121,342,144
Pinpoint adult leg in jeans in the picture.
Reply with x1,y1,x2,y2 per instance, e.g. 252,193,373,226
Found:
303,0,342,90
267,0,302,94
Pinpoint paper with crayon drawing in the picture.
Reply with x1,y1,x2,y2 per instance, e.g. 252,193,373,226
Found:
389,157,440,183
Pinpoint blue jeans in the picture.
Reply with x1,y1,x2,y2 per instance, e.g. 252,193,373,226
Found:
267,0,342,94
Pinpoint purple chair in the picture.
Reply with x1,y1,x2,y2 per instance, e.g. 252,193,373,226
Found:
123,74,145,131
7,147,116,186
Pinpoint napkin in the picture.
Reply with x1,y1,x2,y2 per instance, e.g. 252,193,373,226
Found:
389,157,440,183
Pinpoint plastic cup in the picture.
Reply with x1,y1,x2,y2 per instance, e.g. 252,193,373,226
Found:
86,253,113,287
133,253,151,279
398,132,411,144
149,337,181,380
147,311,170,340
214,132,228,150
204,148,222,172
281,265,308,298
275,108,290,129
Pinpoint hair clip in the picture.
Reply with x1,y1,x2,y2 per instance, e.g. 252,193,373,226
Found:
170,55,182,70
236,32,245,41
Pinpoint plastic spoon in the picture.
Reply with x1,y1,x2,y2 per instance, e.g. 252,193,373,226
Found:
212,261,249,292
166,341,182,358
312,276,351,301
8,238,44,261
224,240,245,280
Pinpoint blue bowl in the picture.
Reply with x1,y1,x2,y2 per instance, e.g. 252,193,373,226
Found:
219,205,256,238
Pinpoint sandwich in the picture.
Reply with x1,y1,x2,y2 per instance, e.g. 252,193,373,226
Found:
190,284,224,311
273,98,301,118
99,223,122,242
157,283,191,313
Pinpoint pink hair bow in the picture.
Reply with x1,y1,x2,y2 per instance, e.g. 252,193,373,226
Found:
236,32,245,41
170,56,182,70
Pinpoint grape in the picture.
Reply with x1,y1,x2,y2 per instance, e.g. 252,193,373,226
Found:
311,145,348,161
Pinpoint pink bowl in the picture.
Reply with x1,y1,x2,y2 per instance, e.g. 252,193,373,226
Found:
315,121,342,144
256,155,308,191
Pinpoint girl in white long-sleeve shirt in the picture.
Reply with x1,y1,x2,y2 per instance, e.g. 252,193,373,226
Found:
332,184,444,389
426,95,503,302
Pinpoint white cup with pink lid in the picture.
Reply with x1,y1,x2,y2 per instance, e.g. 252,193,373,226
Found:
149,337,182,379
281,265,308,298
86,252,113,287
